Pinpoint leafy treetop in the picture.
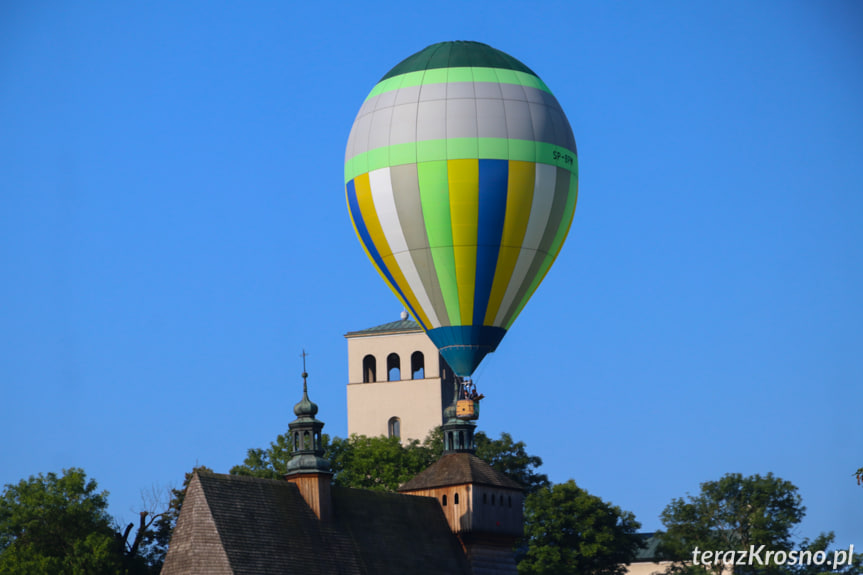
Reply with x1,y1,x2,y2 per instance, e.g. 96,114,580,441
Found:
518,479,643,575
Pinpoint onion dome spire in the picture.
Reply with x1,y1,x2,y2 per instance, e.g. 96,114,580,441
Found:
285,351,330,475
293,370,319,418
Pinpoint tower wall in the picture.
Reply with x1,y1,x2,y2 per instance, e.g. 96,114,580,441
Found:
347,378,448,442
346,325,455,443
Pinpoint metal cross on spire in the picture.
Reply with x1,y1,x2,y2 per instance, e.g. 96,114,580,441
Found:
300,349,309,391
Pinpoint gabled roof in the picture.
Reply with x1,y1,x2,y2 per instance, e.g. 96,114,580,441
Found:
344,318,422,337
398,453,524,492
162,472,472,575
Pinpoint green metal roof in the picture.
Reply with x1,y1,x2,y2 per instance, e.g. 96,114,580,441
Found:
633,532,661,561
345,318,422,337
380,41,537,81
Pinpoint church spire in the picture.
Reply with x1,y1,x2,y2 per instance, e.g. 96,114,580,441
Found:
441,379,477,454
285,357,330,475
284,353,333,522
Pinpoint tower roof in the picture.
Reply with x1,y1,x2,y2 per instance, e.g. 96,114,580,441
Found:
397,453,523,492
344,318,421,337
286,372,330,475
293,378,319,419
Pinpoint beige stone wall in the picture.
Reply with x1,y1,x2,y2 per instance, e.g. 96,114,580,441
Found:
626,561,673,575
626,561,730,575
347,377,445,442
346,327,453,443
346,329,442,384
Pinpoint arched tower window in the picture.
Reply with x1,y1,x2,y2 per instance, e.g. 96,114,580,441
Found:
454,492,459,505
442,494,447,506
362,355,377,383
411,351,424,379
388,416,401,439
387,353,401,381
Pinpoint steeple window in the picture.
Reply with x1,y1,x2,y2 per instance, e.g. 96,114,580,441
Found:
362,355,377,383
411,351,425,379
387,353,401,381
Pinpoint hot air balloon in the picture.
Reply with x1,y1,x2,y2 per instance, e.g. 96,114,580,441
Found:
345,41,578,379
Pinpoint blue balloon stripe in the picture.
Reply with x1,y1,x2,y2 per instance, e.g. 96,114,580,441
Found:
427,325,507,377
473,159,509,326
346,179,427,331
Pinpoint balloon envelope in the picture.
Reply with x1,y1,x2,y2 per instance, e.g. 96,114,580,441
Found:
345,41,578,377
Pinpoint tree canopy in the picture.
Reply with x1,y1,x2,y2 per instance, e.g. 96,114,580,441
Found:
230,427,549,493
0,467,187,574
0,468,126,574
518,479,642,575
475,431,549,494
656,472,806,575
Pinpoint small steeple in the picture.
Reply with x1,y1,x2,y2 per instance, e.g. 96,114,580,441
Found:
284,352,333,522
441,379,477,454
285,355,330,475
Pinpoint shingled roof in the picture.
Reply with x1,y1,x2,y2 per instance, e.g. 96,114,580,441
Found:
398,452,524,492
162,472,471,575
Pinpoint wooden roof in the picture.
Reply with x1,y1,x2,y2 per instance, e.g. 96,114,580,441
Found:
162,472,472,575
398,452,524,492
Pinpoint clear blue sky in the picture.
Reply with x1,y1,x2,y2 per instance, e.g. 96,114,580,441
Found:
2,1,861,548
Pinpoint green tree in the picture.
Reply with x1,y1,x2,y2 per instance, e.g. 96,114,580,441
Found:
230,432,296,480
656,472,806,575
231,431,437,491
787,532,863,575
475,431,550,494
518,479,642,575
0,468,125,575
328,434,438,491
231,427,549,493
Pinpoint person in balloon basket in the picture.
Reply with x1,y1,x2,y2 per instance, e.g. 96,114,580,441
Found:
464,381,485,402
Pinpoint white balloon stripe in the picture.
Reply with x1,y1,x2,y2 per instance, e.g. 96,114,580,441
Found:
368,167,441,327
